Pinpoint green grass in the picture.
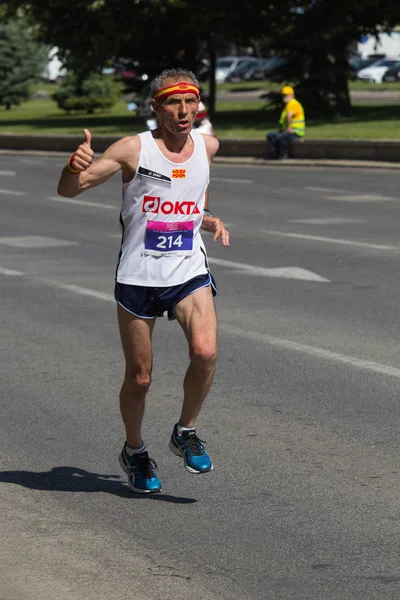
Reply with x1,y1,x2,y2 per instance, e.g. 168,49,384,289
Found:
348,80,400,91
1,85,400,139
213,103,400,139
203,80,400,93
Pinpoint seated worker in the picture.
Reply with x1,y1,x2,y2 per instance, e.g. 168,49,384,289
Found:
266,86,305,159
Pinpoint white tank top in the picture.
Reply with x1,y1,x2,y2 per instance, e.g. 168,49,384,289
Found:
116,130,210,286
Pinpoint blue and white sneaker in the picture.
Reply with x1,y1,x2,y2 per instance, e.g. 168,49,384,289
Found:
169,424,213,474
118,444,162,493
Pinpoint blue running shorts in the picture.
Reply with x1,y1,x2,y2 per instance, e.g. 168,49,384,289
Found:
115,273,217,321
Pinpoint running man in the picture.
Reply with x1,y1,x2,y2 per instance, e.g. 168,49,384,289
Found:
57,68,229,493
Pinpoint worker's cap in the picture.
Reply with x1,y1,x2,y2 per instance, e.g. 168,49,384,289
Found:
281,86,294,95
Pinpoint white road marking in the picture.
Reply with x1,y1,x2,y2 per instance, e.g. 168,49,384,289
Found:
0,189,27,196
0,170,16,176
0,236,77,248
265,231,398,251
48,196,117,210
326,194,395,203
44,281,115,302
19,158,46,165
306,186,353,194
220,323,400,380
288,218,366,225
208,257,329,282
211,177,252,184
306,186,396,202
0,266,24,276
9,263,400,379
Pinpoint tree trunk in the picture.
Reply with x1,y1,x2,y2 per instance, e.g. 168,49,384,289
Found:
207,37,216,122
334,52,352,114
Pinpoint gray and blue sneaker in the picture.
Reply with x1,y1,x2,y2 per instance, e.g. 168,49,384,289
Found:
118,444,162,493
169,424,213,474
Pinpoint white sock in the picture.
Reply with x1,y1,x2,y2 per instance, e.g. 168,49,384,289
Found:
177,423,195,436
125,442,146,456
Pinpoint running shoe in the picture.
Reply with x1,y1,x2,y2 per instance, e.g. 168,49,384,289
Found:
118,444,162,493
169,424,213,474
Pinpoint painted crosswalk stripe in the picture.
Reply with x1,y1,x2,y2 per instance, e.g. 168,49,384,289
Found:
208,257,329,282
288,218,366,225
41,281,115,302
0,170,16,176
326,194,394,202
220,323,400,380
0,236,77,248
48,196,116,210
0,266,24,276
31,277,400,380
306,186,352,194
211,177,252,184
0,189,27,196
265,231,398,251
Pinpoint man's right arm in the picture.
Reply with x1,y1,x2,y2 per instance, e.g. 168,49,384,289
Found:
57,130,140,198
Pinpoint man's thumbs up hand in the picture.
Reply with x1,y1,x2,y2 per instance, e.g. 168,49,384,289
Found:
67,128,94,173
83,128,92,148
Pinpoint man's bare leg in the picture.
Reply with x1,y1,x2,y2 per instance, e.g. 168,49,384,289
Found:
117,304,156,448
117,305,161,493
174,285,217,427
169,284,217,473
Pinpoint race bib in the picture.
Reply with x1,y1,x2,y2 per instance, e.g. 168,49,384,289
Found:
144,220,194,257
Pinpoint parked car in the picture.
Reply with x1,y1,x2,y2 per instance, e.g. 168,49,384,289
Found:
357,57,400,83
222,56,287,83
258,56,287,79
215,56,259,83
382,64,400,82
225,59,263,82
196,59,210,82
348,54,374,76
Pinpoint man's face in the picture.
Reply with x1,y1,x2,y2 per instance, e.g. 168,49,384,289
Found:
282,94,294,104
152,78,199,135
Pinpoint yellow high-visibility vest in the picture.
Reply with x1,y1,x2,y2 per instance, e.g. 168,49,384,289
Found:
279,99,305,136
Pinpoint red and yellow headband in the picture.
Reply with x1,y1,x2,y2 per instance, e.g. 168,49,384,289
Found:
153,81,200,102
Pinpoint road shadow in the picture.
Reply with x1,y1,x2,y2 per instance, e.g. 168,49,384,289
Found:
0,466,197,504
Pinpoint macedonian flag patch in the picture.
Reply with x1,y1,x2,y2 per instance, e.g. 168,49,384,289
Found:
172,169,186,179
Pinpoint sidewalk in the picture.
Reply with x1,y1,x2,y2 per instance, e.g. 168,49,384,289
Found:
1,148,400,170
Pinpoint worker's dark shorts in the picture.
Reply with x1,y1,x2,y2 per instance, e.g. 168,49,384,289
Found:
115,273,217,321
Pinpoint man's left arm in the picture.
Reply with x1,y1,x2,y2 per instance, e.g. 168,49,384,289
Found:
285,111,294,133
201,135,230,247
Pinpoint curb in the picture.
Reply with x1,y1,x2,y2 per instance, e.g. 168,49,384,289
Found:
1,135,400,170
1,149,400,170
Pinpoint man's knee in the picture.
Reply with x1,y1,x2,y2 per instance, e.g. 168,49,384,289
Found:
189,343,217,369
125,368,152,390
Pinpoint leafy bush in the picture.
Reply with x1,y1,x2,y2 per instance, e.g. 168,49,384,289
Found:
53,72,122,113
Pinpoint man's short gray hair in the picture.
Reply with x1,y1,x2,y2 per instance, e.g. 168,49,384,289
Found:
150,68,200,97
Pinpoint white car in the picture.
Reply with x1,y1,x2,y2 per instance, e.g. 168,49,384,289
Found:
357,57,400,83
215,56,259,83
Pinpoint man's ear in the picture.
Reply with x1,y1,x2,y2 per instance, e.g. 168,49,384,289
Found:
151,99,159,114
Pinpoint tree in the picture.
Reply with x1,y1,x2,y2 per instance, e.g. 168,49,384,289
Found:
4,0,279,117
0,19,47,110
53,72,122,114
261,0,400,113
5,0,400,115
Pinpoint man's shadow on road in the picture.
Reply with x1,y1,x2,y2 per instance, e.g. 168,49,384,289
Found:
0,466,197,504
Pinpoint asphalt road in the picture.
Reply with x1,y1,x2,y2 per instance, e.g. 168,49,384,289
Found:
1,155,400,600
